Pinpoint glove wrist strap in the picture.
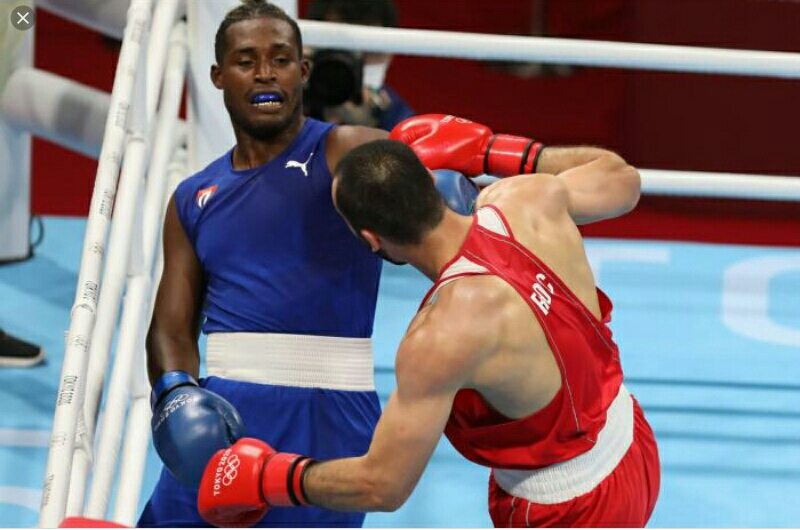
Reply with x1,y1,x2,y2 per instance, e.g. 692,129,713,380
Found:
150,370,198,410
485,134,545,177
262,453,316,507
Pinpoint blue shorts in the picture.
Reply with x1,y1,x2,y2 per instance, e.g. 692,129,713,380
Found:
137,376,381,528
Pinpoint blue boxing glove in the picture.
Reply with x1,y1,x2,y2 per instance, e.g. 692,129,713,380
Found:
150,371,245,488
433,169,480,215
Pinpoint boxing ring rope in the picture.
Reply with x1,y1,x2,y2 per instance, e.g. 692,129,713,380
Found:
37,0,188,526
82,19,188,522
34,6,800,529
299,20,800,79
302,20,800,201
37,0,153,525
638,169,800,201
474,169,800,202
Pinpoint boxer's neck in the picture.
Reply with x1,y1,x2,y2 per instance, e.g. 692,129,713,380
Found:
409,211,472,282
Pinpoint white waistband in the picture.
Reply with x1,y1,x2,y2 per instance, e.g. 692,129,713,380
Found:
206,333,375,391
493,384,634,505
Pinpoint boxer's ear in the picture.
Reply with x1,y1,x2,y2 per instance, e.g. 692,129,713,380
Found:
359,229,381,253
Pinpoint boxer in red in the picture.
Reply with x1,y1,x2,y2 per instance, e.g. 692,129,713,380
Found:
197,114,660,527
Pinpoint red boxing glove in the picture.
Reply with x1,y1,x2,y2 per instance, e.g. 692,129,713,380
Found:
390,114,544,178
198,438,315,528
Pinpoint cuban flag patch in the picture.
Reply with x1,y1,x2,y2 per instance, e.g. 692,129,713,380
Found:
196,185,218,208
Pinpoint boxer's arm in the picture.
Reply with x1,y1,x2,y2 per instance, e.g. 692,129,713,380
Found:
146,196,205,385
547,148,641,224
476,147,640,225
534,146,620,176
325,125,388,174
302,306,483,512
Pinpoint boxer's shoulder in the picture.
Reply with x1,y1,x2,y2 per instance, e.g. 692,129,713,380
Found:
326,125,389,169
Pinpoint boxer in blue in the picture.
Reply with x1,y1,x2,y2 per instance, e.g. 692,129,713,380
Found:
137,1,477,527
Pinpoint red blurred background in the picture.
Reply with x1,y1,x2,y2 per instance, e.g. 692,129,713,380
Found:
31,0,800,245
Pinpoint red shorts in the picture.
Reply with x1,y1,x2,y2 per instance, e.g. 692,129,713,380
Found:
488,399,660,528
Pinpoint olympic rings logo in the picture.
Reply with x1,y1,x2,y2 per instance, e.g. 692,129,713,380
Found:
221,454,240,486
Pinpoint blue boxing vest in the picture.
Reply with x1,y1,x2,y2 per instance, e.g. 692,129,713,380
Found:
173,119,383,338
